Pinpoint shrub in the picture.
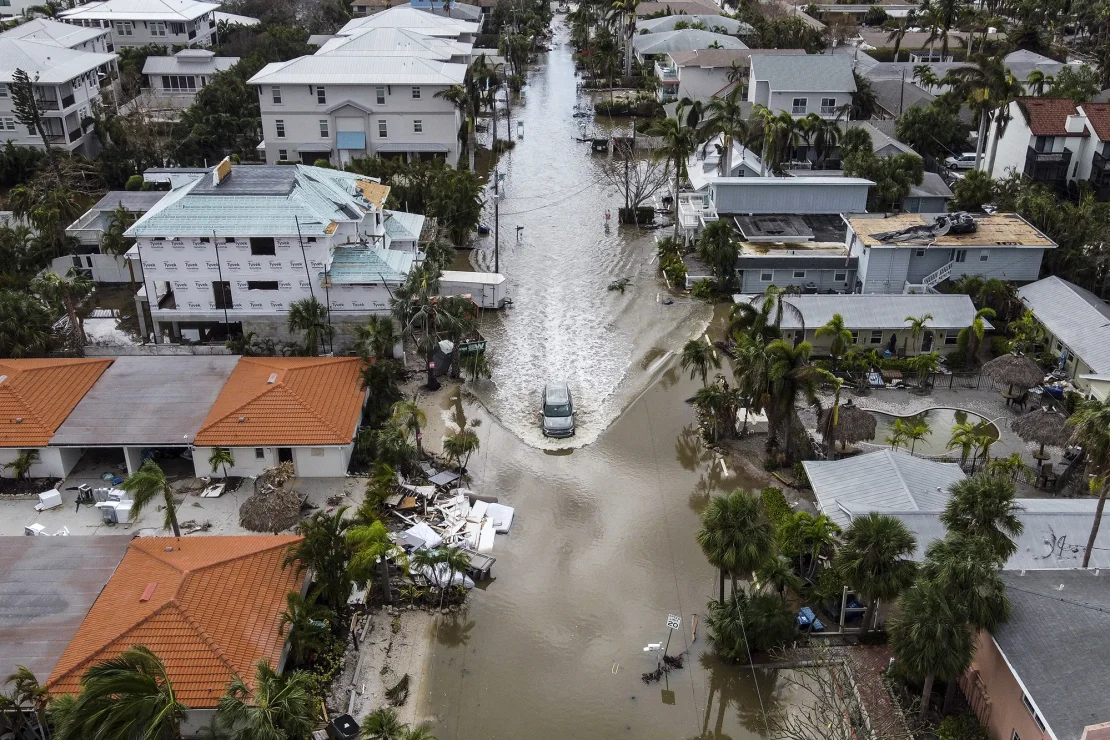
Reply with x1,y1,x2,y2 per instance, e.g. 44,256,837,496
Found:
660,253,687,286
763,457,779,472
125,174,144,191
691,279,715,301
618,206,655,224
792,461,809,487
761,486,792,526
944,351,969,370
990,336,1012,357
937,713,989,740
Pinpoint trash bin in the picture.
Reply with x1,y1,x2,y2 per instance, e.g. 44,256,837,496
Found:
326,715,359,740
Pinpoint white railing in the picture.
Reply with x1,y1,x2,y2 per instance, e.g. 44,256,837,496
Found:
921,260,954,288
677,193,718,230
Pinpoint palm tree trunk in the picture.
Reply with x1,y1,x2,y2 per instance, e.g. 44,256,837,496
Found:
166,489,181,538
719,568,725,603
380,557,392,605
920,674,935,720
1083,485,1108,568
973,109,989,170
942,677,959,715
986,108,1005,174
672,166,680,240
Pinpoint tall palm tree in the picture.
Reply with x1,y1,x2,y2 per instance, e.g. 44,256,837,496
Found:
434,84,474,170
697,218,739,289
801,113,840,168
780,511,841,579
696,488,775,601
680,337,720,387
31,268,92,354
347,519,407,604
437,547,472,609
941,473,1024,561
766,339,822,462
120,459,181,537
957,307,996,366
5,666,48,740
755,555,803,600
1026,69,1049,96
208,447,233,479
391,396,427,457
285,508,352,613
443,427,480,472
1068,397,1110,567
703,85,750,177
904,313,934,355
906,420,932,455
279,591,333,667
834,513,918,633
392,266,457,391
733,339,771,432
815,313,852,371
889,579,974,720
362,707,435,740
286,297,334,356
52,645,187,740
353,315,398,361
648,116,696,240
611,0,640,79
944,54,1023,172
946,421,978,466
886,16,910,62
216,660,316,740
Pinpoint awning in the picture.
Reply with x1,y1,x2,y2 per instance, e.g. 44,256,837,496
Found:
337,131,366,150
375,142,450,153
255,139,265,150
296,143,333,153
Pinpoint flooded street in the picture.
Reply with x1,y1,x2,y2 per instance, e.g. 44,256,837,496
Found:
415,19,802,739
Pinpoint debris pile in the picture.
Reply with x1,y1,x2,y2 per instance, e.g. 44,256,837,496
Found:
239,462,304,533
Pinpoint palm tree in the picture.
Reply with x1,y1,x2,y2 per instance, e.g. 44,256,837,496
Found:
3,449,38,480
815,313,852,371
696,488,775,601
886,16,910,61
285,508,352,613
648,116,696,240
347,519,406,604
889,579,974,720
52,645,187,740
5,666,48,740
120,459,181,537
100,204,137,258
286,297,334,356
886,417,908,451
706,590,794,660
443,427,480,472
31,268,92,354
801,113,840,168
279,591,333,666
834,513,917,633
208,447,233,479
697,219,739,289
941,473,1023,561
611,0,640,79
779,511,841,579
1026,69,1049,96
438,295,478,379
437,547,472,609
0,289,52,357
694,378,741,442
944,54,1023,172
434,84,474,170
957,307,996,366
703,85,750,177
680,337,720,387
906,421,932,455
904,313,934,355
1068,397,1110,568
733,339,771,432
362,707,438,740
353,315,398,361
755,555,803,600
946,421,978,466
766,339,822,462
216,660,316,740
392,266,457,391
391,396,427,457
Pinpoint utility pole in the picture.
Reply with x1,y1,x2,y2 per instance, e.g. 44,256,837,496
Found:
494,192,500,274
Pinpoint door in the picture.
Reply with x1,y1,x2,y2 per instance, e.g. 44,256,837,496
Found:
922,331,934,352
277,448,294,466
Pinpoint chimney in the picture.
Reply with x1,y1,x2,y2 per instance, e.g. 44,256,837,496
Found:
1066,113,1086,135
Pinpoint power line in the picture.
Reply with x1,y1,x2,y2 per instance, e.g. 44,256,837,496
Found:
498,181,600,216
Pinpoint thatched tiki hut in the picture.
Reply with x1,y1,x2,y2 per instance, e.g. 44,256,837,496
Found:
1011,407,1071,462
818,399,877,457
982,353,1044,395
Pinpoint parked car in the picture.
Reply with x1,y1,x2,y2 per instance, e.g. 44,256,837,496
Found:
944,152,978,169
540,383,575,437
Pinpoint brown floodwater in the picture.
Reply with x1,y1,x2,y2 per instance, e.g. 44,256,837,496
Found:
415,21,804,737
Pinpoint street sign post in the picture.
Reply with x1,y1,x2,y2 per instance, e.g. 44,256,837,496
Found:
663,614,681,656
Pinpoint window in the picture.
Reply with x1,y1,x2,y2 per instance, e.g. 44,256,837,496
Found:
198,237,210,243
944,330,959,345
1010,732,1020,740
212,280,232,309
979,252,989,261
760,270,773,282
792,270,806,279
160,75,196,92
319,119,329,137
820,97,836,115
915,249,926,257
791,97,807,115
224,236,236,243
254,448,265,460
249,237,275,256
115,21,133,35
413,119,422,134
375,86,385,105
954,249,967,263
316,86,326,104
150,21,166,36
378,119,387,138
870,330,883,344
278,149,288,161
411,86,421,99
849,330,859,344
0,87,8,98
0,117,14,131
247,280,279,290
834,270,847,282
275,119,285,138
1021,695,1046,732
1034,135,1052,152
271,85,282,104
169,21,185,34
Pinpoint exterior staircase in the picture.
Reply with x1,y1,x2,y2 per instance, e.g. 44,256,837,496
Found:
903,260,954,294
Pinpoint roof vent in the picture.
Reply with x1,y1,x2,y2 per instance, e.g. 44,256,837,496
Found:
139,582,158,602
12,417,22,424
238,416,246,423
0,374,7,385
164,546,174,552
267,372,278,384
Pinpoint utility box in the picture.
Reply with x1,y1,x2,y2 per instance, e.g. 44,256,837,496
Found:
327,714,359,740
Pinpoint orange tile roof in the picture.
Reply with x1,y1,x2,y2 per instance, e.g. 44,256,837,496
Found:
46,535,304,707
193,357,365,447
1016,97,1086,137
0,359,112,447
1082,103,1110,141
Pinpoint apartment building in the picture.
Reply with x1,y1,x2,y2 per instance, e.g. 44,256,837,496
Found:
747,53,856,118
0,17,112,53
0,37,118,155
60,0,219,51
337,5,479,43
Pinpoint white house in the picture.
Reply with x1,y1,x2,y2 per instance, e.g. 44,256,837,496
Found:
631,29,746,64
60,189,165,283
747,53,856,118
192,357,367,478
0,17,112,53
337,6,479,43
0,37,118,156
126,159,419,343
248,54,466,166
313,26,473,62
142,48,237,102
59,0,220,51
654,48,800,104
846,212,1055,294
637,14,755,37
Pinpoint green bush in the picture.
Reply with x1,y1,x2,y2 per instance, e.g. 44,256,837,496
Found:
792,461,809,487
125,174,144,191
691,279,715,301
761,487,792,526
937,713,989,740
660,253,687,286
990,336,1012,357
944,351,969,370
618,206,655,224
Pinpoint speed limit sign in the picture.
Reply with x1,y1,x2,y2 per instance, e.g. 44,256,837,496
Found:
666,614,681,630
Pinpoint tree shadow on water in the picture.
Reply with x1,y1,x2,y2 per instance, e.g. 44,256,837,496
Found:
434,612,476,648
688,652,788,740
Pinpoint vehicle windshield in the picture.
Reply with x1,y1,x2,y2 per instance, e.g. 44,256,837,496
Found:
544,402,572,417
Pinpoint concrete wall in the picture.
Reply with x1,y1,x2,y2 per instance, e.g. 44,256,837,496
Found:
766,90,851,118
987,102,1034,178
0,446,81,479
857,242,1047,293
257,82,461,166
965,633,1052,740
193,444,353,478
856,246,912,293
676,65,730,101
293,442,353,477
737,265,855,293
804,325,958,357
51,252,141,283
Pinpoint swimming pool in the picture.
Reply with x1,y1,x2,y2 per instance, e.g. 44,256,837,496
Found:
870,408,1000,458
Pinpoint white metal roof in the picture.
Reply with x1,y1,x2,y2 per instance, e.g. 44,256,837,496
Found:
441,269,505,285
1019,275,1110,374
143,50,238,75
632,29,747,56
248,54,466,86
0,38,116,84
803,449,966,528
60,0,218,21
316,26,472,59
638,14,755,35
749,52,856,93
213,11,258,26
338,6,478,37
732,293,987,331
0,18,109,49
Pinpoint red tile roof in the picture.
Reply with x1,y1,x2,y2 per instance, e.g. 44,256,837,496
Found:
0,359,112,447
1081,103,1110,141
1016,97,1086,137
46,535,304,707
193,357,365,447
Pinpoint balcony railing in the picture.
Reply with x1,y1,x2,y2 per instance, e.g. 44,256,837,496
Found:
820,105,836,116
1024,146,1071,182
791,106,806,115
37,99,60,110
61,94,75,108
68,128,83,143
677,193,718,230
654,61,678,80
44,134,65,144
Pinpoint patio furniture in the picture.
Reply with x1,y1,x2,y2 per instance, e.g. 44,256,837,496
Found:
1037,463,1058,490
428,470,460,488
1012,408,1070,467
796,606,825,632
24,523,46,536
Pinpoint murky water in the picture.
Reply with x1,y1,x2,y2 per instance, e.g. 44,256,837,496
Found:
416,20,804,738
871,407,999,457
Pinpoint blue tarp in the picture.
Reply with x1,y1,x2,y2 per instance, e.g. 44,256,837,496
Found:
337,131,366,150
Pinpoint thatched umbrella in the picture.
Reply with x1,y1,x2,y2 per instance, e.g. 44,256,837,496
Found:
818,399,877,452
982,354,1044,395
1011,407,1071,461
